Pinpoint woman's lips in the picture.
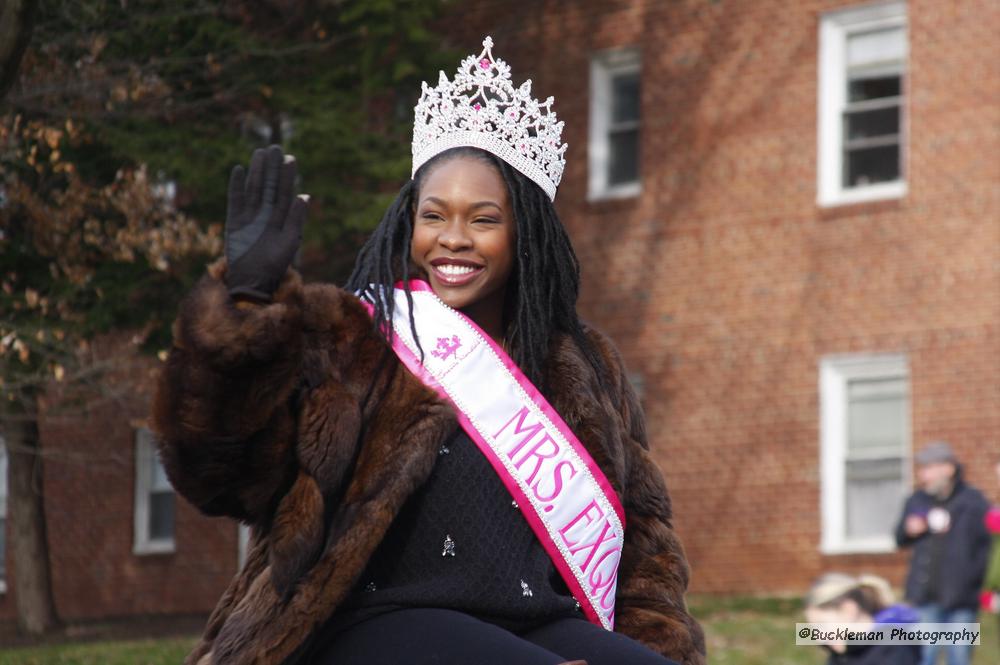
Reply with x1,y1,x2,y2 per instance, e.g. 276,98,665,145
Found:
431,262,485,286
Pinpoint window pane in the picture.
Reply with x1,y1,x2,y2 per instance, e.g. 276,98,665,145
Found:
149,491,175,542
844,106,899,141
608,128,639,186
611,72,640,124
848,377,907,453
849,75,901,102
150,454,171,492
847,27,905,67
238,524,251,568
845,457,906,539
844,144,900,187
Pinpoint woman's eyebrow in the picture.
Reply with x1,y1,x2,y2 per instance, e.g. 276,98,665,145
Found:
469,200,502,212
418,196,503,213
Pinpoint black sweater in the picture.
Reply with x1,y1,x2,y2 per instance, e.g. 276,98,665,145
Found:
330,427,582,632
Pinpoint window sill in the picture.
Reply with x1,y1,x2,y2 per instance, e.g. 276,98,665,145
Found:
817,181,906,208
587,182,641,202
820,537,897,555
133,540,176,556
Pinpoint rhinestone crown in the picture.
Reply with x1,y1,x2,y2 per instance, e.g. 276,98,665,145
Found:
412,36,567,200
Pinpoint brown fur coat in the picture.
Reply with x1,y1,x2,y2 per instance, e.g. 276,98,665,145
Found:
152,259,706,665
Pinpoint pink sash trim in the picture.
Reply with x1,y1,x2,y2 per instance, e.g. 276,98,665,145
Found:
359,280,625,630
401,280,626,527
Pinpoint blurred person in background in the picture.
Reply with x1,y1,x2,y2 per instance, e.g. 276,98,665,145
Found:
980,459,1000,648
804,572,920,665
895,441,991,665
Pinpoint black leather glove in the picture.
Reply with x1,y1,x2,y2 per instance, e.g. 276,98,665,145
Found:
224,144,308,302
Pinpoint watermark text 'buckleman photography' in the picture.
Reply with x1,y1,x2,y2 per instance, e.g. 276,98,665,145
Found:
795,623,980,647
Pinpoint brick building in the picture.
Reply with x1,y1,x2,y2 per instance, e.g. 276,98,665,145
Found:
1,0,997,631
452,0,999,593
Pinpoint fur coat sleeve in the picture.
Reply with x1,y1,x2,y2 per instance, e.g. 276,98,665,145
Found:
152,258,305,524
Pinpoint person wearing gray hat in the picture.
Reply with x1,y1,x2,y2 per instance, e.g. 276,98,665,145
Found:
895,442,990,665
914,441,958,466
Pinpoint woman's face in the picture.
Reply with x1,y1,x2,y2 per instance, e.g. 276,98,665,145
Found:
410,155,516,328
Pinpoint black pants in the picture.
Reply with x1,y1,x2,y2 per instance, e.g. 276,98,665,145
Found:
311,607,678,665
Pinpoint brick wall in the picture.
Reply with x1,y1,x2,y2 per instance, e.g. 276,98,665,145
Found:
450,0,999,594
0,333,236,625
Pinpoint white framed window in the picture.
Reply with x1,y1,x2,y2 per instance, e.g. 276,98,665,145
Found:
820,354,911,554
818,1,907,206
0,437,7,593
588,48,641,200
134,427,176,554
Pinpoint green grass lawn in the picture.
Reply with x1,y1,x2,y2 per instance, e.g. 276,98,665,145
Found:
1,601,996,664
0,636,194,665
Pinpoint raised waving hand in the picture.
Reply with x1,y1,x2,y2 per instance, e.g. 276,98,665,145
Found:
224,144,309,301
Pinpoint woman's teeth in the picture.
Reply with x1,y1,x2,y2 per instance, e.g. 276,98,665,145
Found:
437,264,478,275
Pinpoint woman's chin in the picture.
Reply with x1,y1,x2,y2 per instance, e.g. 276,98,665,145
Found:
427,278,479,310
433,290,474,311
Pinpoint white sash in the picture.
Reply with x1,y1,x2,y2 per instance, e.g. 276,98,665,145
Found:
360,280,625,630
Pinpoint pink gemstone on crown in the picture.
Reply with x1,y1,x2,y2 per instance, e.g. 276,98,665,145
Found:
474,103,482,111
479,58,490,70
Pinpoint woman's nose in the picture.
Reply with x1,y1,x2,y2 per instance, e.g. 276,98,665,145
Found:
438,222,472,251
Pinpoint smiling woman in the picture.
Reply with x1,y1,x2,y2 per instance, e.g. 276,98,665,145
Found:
152,37,706,665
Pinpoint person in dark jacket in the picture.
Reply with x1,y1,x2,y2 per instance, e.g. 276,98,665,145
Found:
804,572,921,665
895,441,991,665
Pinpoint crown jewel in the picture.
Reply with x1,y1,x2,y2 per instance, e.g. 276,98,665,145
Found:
412,36,567,200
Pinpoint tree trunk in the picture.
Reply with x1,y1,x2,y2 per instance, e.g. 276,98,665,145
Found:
0,0,38,101
5,396,59,636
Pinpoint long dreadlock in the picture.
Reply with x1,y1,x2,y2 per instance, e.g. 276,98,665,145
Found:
345,147,608,392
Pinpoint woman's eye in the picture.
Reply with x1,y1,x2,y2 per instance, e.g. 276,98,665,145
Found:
420,212,443,221
473,217,499,225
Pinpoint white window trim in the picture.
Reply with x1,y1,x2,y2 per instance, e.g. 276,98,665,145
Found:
134,428,176,555
819,353,911,554
817,0,908,207
588,48,641,201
